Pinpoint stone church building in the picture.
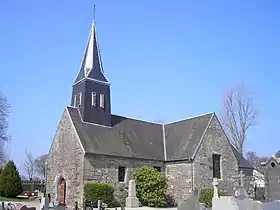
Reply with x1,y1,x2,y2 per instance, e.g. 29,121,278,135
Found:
262,155,280,201
45,21,254,208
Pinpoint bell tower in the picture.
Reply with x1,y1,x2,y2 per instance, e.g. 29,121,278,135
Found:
71,21,111,126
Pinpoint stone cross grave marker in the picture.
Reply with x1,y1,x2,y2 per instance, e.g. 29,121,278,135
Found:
233,170,245,187
233,170,248,199
212,177,219,198
125,180,139,208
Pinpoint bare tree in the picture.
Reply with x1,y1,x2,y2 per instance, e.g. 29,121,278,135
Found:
245,151,269,183
220,84,257,155
24,150,36,181
0,92,10,143
0,92,10,166
245,151,265,172
35,154,47,179
0,142,9,167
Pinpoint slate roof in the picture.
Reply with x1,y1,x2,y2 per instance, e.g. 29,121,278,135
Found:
164,113,214,161
67,106,253,167
230,144,254,169
262,155,280,166
67,107,164,160
74,22,109,84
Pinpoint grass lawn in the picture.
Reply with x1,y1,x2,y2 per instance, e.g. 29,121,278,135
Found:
0,196,30,202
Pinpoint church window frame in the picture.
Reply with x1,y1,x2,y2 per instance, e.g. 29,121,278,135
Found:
212,153,222,179
92,92,97,107
73,95,77,107
153,166,161,172
100,93,105,109
118,166,125,182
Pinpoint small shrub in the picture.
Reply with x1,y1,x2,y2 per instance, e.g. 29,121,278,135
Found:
84,183,114,206
132,166,168,207
199,188,226,208
0,161,23,197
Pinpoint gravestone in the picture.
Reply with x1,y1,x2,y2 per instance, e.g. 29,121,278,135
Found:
233,171,248,200
0,202,4,210
125,180,139,208
177,189,202,210
212,178,219,198
40,196,50,210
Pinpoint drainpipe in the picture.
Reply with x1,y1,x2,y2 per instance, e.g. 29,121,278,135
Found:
191,161,194,191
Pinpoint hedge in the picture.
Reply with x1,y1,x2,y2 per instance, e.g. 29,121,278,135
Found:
132,166,168,207
84,183,114,206
198,188,226,208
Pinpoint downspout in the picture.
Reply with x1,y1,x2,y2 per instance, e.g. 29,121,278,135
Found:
191,160,194,191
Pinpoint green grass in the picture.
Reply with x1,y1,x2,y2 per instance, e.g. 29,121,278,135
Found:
0,196,30,202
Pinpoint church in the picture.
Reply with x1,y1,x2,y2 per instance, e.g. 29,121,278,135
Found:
45,20,254,208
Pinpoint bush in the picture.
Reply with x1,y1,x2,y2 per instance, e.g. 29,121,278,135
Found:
84,183,114,206
198,188,226,208
132,166,167,207
0,161,23,197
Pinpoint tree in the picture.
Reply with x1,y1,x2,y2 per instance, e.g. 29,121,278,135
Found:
220,84,257,155
245,151,262,172
275,150,280,158
0,92,10,166
245,151,269,182
20,175,28,180
0,92,10,143
132,166,168,207
0,160,23,197
24,150,36,181
35,154,47,179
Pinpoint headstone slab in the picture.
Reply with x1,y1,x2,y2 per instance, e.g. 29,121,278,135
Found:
212,178,219,198
128,180,136,197
125,179,139,208
178,191,201,210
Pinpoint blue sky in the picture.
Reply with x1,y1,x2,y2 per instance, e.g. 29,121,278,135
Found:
0,0,279,175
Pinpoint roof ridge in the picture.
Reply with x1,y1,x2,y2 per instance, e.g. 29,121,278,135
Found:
164,112,215,125
67,106,112,128
111,113,163,125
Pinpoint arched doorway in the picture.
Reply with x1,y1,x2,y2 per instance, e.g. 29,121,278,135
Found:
58,177,66,205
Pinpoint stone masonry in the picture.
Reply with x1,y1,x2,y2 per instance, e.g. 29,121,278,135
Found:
83,154,164,205
165,115,240,204
165,162,193,202
47,110,250,208
193,115,239,195
46,110,85,209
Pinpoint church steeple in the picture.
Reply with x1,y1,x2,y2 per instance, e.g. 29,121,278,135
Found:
74,21,109,85
71,18,111,127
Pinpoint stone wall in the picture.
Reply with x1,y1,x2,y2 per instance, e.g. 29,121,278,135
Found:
46,109,85,208
193,115,239,195
263,158,280,201
83,154,164,205
165,162,193,204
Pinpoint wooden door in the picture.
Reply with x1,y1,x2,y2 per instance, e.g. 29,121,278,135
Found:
59,179,66,205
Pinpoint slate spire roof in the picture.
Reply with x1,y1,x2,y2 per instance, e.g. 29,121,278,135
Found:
74,21,109,84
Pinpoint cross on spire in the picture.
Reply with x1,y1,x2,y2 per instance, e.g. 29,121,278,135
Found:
93,4,96,22
73,6,109,85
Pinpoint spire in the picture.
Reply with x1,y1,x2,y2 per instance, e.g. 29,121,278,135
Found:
74,9,109,85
